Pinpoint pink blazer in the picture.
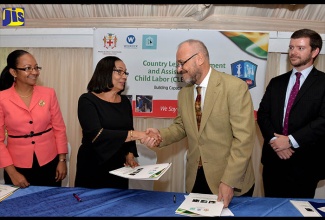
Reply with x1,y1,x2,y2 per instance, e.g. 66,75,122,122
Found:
0,84,68,168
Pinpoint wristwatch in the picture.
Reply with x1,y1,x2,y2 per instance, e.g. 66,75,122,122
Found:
288,139,293,147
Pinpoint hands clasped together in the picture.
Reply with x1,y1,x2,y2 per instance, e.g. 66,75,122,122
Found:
124,128,162,168
269,133,295,160
141,128,163,148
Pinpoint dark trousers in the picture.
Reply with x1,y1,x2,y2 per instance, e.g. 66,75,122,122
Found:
263,165,318,198
4,153,61,187
192,167,254,196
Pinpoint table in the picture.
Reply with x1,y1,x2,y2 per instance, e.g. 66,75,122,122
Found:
0,186,324,217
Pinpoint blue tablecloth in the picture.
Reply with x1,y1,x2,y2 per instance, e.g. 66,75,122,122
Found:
1,186,325,217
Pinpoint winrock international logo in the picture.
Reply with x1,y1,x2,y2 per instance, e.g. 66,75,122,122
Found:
2,7,25,26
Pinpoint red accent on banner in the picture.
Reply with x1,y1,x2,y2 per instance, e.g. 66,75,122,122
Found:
133,100,178,118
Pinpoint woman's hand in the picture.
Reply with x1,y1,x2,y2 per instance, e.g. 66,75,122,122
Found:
124,152,139,168
55,158,67,182
5,165,30,188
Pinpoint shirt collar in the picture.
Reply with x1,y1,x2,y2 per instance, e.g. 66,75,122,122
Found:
196,67,211,88
292,65,313,78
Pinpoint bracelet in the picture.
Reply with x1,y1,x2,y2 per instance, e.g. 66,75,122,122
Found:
59,158,66,162
130,130,133,141
92,128,103,143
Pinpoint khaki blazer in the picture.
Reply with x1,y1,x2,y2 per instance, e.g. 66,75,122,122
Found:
159,69,255,196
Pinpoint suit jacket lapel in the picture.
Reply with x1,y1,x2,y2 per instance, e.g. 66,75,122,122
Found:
8,86,29,111
29,86,42,111
183,84,198,134
8,85,41,111
278,72,291,127
293,67,318,106
199,70,220,134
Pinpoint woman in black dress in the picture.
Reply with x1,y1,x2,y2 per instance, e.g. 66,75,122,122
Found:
75,56,155,189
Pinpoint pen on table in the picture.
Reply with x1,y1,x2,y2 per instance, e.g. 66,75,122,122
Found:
173,194,176,203
73,193,82,202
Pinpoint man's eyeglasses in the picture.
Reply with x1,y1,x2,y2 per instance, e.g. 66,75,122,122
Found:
113,69,129,76
15,66,42,72
176,53,198,69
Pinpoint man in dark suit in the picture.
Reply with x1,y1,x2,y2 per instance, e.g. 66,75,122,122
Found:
257,29,325,198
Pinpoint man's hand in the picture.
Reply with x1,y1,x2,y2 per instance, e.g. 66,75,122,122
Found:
269,133,291,151
141,128,162,148
217,182,234,208
276,148,295,160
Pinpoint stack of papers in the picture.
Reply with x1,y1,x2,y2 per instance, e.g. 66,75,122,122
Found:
175,193,228,217
109,163,171,180
0,184,19,202
290,200,325,217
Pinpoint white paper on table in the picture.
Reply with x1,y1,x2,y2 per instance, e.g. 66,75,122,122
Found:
0,184,19,202
176,194,234,217
175,193,225,217
290,200,322,217
109,163,171,180
221,207,234,216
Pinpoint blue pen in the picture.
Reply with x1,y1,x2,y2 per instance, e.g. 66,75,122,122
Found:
73,193,82,202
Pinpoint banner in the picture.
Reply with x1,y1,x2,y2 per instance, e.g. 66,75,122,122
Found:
93,28,269,118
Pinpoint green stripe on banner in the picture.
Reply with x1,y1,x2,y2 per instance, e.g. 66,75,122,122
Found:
229,35,268,59
221,32,269,60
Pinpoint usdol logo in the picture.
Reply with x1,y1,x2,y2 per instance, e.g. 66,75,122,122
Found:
2,7,25,26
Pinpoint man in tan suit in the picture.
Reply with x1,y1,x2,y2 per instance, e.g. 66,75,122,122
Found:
144,39,255,208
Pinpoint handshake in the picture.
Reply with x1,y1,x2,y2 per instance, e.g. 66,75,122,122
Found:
138,128,163,148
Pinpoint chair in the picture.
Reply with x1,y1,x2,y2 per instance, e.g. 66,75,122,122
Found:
0,134,7,184
61,143,71,187
314,180,325,199
129,143,157,190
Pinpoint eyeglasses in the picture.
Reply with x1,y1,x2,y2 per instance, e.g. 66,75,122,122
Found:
15,66,42,72
113,69,129,76
176,53,198,68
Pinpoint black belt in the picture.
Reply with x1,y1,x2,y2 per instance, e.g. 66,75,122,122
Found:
8,128,52,138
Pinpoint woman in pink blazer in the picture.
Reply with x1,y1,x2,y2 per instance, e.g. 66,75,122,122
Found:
0,50,68,188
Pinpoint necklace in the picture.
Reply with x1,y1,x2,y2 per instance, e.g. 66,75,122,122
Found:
19,92,33,98
16,88,34,98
